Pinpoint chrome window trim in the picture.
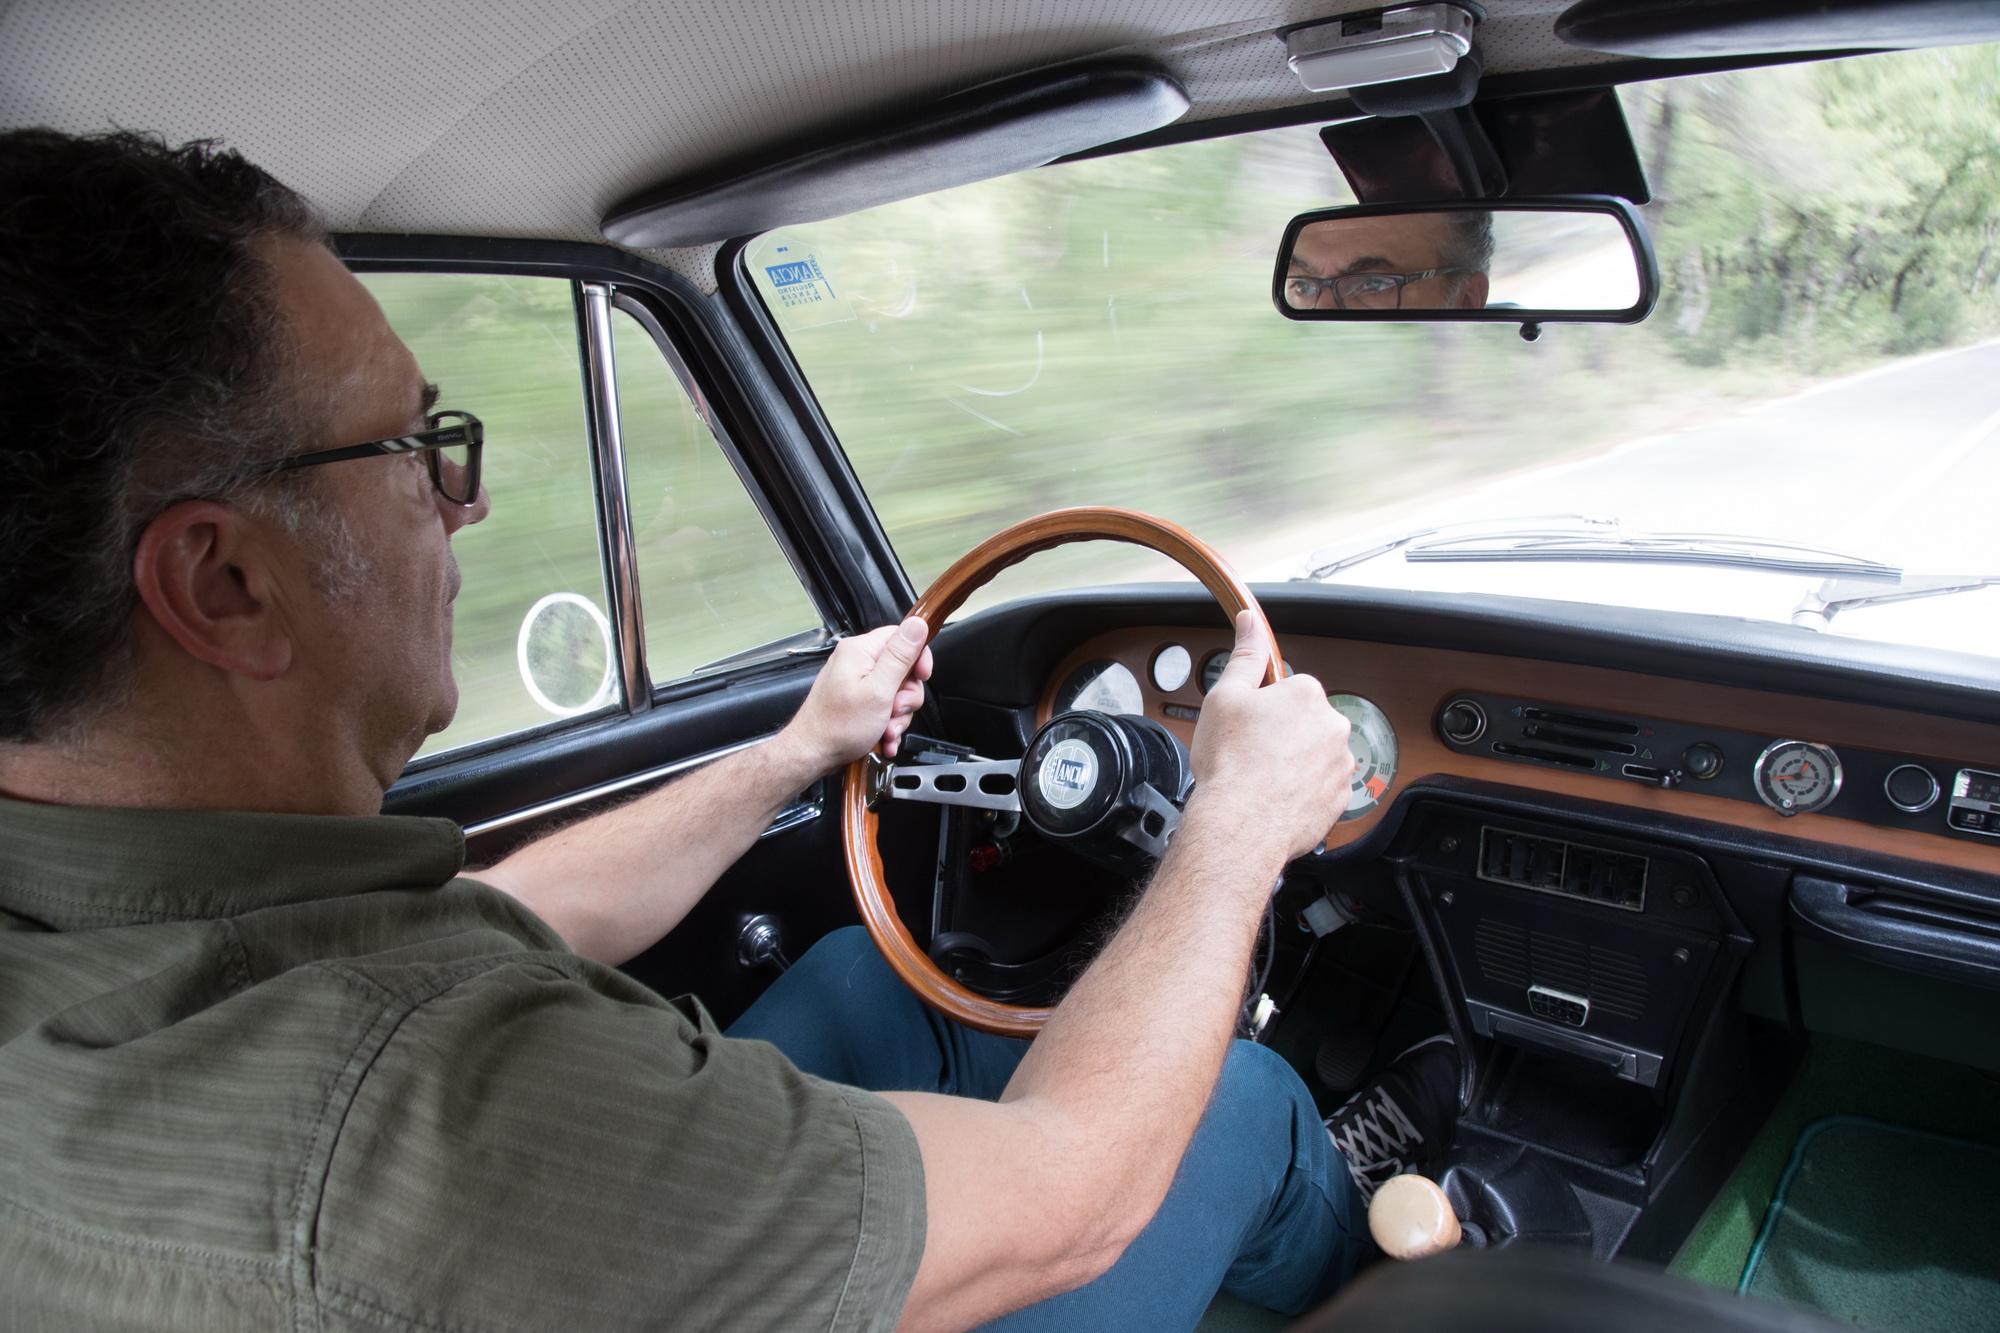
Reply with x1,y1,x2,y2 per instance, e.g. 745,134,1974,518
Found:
461,733,782,838
577,280,652,716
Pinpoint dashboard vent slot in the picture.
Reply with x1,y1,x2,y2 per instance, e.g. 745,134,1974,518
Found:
1478,827,1647,911
1475,917,1531,988
1521,723,1636,756
1491,743,1596,769
1531,930,1592,995
1471,922,1651,1022
1519,707,1640,736
1589,945,1649,1019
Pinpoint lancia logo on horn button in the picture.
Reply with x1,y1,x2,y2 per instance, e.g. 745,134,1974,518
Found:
1038,739,1099,810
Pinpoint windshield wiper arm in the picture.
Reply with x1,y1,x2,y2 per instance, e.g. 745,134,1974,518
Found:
1403,531,1899,580
1792,574,2000,630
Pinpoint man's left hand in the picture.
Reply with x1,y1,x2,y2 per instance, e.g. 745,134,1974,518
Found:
781,617,933,775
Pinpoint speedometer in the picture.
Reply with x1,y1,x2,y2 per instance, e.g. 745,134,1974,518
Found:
1328,694,1398,822
1754,740,1842,816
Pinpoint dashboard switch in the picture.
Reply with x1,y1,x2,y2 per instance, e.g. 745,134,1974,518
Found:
1885,764,1941,814
1440,700,1487,743
1680,743,1724,779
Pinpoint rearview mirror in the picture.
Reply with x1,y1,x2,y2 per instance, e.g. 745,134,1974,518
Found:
1273,196,1658,332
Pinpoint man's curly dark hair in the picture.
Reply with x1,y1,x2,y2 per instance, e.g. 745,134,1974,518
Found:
0,129,328,742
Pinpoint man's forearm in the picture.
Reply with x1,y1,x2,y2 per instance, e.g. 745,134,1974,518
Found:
476,730,825,964
472,621,933,967
884,792,1292,1329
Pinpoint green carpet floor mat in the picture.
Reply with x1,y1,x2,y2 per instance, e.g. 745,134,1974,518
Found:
1740,1116,2000,1331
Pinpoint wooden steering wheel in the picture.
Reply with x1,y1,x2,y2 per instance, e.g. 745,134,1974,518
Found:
841,507,1285,1036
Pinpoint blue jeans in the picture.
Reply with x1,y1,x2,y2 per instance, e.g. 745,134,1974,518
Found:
726,927,1371,1332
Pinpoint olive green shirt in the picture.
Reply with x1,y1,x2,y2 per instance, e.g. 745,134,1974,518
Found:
0,797,925,1331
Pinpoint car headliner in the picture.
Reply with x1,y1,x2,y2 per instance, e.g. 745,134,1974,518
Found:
0,0,1632,286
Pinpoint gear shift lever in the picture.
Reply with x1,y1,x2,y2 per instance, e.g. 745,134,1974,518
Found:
1369,1174,1461,1259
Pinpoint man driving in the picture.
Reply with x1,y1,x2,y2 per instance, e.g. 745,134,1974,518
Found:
0,130,1459,1332
1283,210,1493,312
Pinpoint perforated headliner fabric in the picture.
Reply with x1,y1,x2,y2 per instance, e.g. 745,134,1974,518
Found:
0,0,1620,288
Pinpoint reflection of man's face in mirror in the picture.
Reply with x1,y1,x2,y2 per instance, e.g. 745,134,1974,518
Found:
1285,212,1492,311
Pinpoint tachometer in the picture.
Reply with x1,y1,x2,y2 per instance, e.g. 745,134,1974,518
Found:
1329,693,1398,822
1053,660,1144,716
1754,740,1842,816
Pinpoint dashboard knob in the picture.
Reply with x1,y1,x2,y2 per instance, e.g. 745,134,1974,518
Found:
1439,700,1486,743
1884,764,1941,814
1681,743,1724,779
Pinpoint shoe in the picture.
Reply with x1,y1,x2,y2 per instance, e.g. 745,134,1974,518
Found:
1323,1034,1459,1202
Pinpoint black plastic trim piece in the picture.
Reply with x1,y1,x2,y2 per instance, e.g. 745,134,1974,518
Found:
1052,47,1886,165
604,59,1190,249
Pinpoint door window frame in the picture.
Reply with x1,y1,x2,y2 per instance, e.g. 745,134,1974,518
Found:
334,234,900,778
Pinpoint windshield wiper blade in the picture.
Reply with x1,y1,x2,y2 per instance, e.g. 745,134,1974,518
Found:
1792,574,2000,630
1403,531,1899,580
1295,514,1614,582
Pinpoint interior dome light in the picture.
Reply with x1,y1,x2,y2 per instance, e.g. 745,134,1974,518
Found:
1285,4,1478,93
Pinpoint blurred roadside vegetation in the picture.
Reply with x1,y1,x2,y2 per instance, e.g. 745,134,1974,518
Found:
758,45,2000,598
363,276,818,756
1629,45,2000,364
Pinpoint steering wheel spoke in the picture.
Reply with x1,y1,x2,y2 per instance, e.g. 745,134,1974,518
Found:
884,756,1022,812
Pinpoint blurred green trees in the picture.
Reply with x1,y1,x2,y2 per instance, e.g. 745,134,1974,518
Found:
1628,44,2000,365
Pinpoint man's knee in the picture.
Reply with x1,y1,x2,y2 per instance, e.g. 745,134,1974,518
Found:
778,925,906,1019
1214,1040,1319,1127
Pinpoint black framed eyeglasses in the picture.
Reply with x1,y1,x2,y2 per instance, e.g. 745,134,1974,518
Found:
249,410,484,505
1283,268,1465,311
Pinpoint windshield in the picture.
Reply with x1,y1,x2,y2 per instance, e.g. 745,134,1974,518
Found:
750,45,2000,660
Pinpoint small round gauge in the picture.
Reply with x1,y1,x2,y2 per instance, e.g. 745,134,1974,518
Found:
1199,649,1293,693
1329,693,1399,822
1151,644,1192,693
1053,660,1144,716
1754,740,1843,816
1198,649,1230,694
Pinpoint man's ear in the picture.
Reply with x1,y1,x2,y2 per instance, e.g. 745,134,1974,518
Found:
131,500,296,682
1457,273,1491,311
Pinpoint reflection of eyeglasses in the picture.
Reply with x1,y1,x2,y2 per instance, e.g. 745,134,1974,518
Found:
248,410,484,506
1283,268,1465,310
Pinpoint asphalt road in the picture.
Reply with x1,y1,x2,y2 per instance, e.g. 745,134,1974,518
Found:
1269,338,2000,661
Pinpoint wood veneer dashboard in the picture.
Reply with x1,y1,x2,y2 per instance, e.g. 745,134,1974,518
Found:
1039,627,2000,877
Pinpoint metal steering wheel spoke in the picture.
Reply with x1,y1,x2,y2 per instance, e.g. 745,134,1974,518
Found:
882,756,1023,812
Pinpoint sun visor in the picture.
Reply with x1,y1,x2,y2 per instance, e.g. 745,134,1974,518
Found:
1556,0,2000,58
1322,88,1650,205
602,60,1189,249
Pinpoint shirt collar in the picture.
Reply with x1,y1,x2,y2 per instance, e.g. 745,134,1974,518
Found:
0,795,466,931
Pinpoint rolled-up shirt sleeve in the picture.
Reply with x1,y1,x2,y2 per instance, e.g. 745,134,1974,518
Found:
313,959,926,1333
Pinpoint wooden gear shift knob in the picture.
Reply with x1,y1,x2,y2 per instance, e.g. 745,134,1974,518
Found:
1368,1173,1462,1260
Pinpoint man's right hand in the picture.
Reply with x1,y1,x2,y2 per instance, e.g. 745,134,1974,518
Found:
1187,611,1355,865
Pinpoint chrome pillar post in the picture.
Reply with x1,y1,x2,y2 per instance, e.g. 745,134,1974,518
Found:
578,281,651,715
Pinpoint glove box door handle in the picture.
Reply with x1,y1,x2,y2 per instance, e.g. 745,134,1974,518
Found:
1790,876,2000,990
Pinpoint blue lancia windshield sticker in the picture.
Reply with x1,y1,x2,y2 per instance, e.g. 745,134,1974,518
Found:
751,239,854,330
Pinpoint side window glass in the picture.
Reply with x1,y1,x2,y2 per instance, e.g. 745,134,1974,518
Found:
360,273,617,756
611,308,822,684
